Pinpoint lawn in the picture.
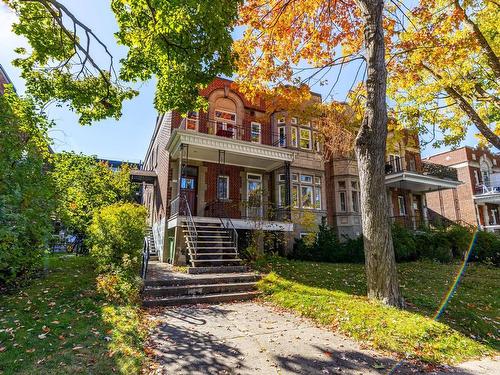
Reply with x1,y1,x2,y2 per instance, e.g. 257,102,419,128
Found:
0,254,147,375
256,258,499,364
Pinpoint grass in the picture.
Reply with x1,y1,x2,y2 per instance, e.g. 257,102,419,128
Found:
0,254,147,375
256,257,499,364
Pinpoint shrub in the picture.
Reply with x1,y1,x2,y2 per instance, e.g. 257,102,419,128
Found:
88,202,147,275
96,270,142,304
446,225,474,259
392,224,418,261
416,230,453,263
337,235,365,263
471,231,500,266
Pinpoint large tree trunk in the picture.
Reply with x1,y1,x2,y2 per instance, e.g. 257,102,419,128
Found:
354,0,402,307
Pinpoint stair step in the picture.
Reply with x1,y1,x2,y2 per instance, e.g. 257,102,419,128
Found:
188,265,248,274
192,246,237,250
191,253,239,257
143,291,260,307
190,259,242,266
145,273,260,287
143,282,257,297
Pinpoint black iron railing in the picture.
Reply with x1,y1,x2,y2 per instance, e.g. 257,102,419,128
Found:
140,237,149,280
384,159,458,181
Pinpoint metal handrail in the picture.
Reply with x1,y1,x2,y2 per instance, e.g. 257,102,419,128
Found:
140,237,150,280
179,194,198,255
209,200,239,255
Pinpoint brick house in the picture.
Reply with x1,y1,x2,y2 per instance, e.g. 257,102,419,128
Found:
140,78,327,266
425,147,500,233
139,78,462,267
0,64,14,94
326,132,461,238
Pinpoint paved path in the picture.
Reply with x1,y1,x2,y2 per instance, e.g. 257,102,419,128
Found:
145,302,498,375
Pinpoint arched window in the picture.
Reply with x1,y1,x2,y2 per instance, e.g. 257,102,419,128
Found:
480,157,492,186
214,98,237,138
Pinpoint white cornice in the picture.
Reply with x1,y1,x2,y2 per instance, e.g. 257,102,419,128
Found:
166,129,296,162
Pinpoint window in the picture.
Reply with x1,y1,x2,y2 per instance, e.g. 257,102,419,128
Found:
181,177,196,190
217,176,229,200
301,186,314,209
292,173,299,183
352,191,360,212
300,128,312,150
291,127,298,148
278,174,286,182
292,185,299,208
154,144,159,167
314,131,321,152
251,122,261,143
339,191,347,212
215,109,236,138
408,156,416,171
474,170,480,186
186,111,198,131
277,116,286,124
389,154,402,172
398,195,407,216
279,184,287,206
315,187,322,210
291,117,298,125
300,174,313,183
278,126,286,147
315,176,321,185
338,181,346,189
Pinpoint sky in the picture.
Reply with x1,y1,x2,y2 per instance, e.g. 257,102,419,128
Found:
0,1,479,162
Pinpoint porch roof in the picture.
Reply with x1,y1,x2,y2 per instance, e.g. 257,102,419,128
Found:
130,169,157,184
384,171,461,192
473,192,500,204
166,129,296,171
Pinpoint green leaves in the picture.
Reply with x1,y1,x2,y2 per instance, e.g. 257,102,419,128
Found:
5,0,137,125
112,0,241,113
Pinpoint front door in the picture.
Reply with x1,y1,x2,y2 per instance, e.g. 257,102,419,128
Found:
247,173,263,218
180,166,198,215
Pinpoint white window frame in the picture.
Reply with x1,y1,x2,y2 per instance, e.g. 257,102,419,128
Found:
291,117,298,125
301,185,314,209
314,187,322,210
277,116,286,124
214,109,237,139
278,126,286,147
251,122,261,143
314,131,321,152
217,175,229,200
299,128,312,150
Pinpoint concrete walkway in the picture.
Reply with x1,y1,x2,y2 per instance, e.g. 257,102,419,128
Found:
145,302,498,375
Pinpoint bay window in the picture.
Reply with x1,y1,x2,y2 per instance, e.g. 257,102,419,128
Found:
300,128,312,150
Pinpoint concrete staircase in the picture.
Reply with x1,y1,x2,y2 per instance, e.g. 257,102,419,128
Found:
142,272,261,307
182,221,243,271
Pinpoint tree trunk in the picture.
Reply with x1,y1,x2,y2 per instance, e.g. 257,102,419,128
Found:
354,0,403,307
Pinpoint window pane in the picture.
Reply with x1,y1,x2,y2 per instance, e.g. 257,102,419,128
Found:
217,176,228,199
338,181,346,189
292,185,299,208
315,176,321,185
292,173,299,182
300,129,311,149
279,127,286,147
215,110,236,122
291,127,298,147
351,181,358,190
340,191,346,212
278,174,286,182
352,191,359,212
279,184,286,206
315,187,321,210
301,186,313,208
398,196,406,215
291,117,298,125
251,122,261,143
300,174,313,183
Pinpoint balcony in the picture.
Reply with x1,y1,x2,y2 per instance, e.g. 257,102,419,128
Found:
473,177,500,204
385,160,460,193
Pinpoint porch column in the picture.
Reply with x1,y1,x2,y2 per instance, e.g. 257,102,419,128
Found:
284,161,292,220
422,194,429,224
475,203,482,229
408,192,416,229
482,204,490,226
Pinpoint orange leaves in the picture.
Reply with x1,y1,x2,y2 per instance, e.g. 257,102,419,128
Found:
235,0,361,98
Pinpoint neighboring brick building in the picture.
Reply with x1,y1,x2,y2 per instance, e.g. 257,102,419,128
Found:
425,147,500,232
327,132,461,238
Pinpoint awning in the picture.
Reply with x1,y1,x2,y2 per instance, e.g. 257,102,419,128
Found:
473,192,500,204
385,171,461,192
166,129,296,171
130,170,157,184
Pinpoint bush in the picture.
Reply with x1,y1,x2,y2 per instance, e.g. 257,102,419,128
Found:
96,270,142,304
88,202,147,275
392,224,418,261
416,230,453,263
446,225,474,259
471,231,500,266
